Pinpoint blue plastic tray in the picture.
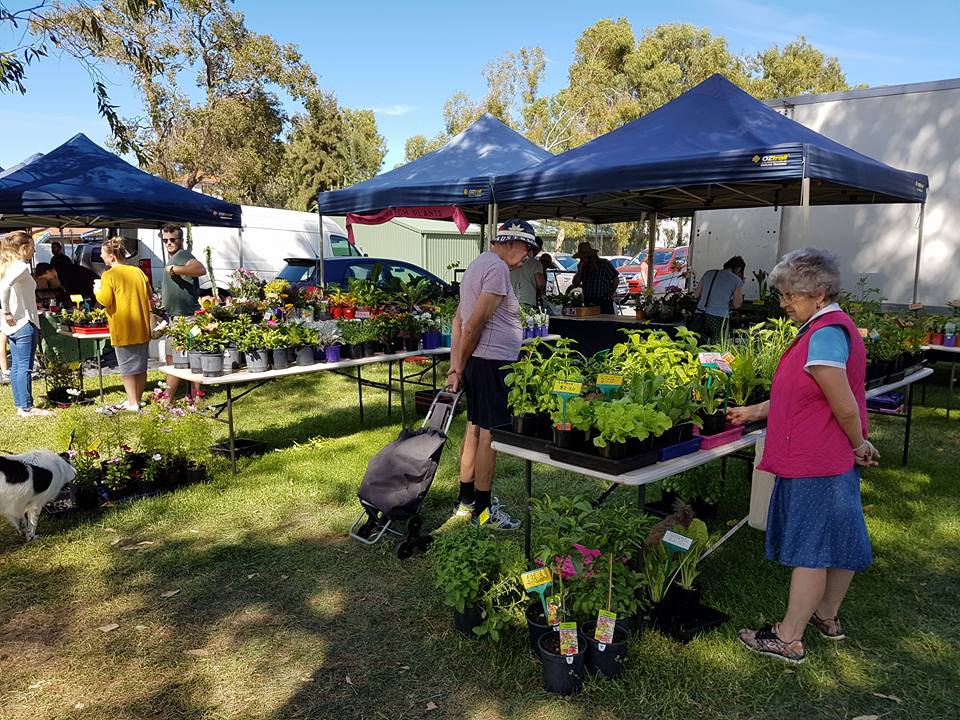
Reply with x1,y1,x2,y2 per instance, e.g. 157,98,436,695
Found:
658,436,703,462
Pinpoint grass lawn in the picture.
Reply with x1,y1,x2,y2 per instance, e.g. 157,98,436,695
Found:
0,363,958,720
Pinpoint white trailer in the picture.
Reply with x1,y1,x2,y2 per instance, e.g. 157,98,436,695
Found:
691,78,959,307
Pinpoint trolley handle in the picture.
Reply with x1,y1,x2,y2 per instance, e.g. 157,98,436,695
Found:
423,390,463,435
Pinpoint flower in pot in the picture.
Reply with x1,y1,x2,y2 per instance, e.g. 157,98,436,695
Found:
192,321,227,377
286,322,320,366
336,319,365,358
316,321,342,363
68,449,103,509
395,311,422,351
101,453,133,500
226,267,266,302
696,367,729,436
261,324,291,369
428,522,525,641
39,348,81,405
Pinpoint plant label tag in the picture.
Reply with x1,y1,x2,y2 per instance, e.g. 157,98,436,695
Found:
552,380,582,396
355,311,371,319
663,530,693,553
715,359,732,374
721,352,735,364
596,374,623,387
559,622,578,655
154,320,168,332
88,439,101,451
869,328,881,340
698,352,723,367
70,294,84,304
546,594,562,627
595,610,617,644
521,568,552,592
189,326,202,337
858,327,869,338
477,507,490,525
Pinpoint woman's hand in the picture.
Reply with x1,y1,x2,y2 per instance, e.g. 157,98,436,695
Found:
853,438,880,467
727,404,758,425
446,367,462,392
3,311,14,327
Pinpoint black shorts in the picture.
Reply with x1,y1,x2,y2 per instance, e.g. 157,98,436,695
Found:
463,357,511,430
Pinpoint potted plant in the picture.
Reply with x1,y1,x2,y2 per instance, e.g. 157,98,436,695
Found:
356,321,381,357
504,346,541,435
396,311,422,352
336,320,364,359
68,449,103,510
696,367,729,436
429,522,525,640
591,397,672,458
286,323,320,366
316,321,342,363
39,348,81,405
219,318,249,370
101,452,134,500
263,324,291,369
238,326,270,373
193,321,227,377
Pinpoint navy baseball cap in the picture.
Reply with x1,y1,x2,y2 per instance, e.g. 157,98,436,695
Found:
495,219,539,249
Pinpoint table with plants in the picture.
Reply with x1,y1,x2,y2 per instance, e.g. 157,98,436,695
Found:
55,306,111,404
159,269,557,473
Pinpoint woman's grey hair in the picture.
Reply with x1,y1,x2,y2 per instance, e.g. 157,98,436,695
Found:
769,248,842,302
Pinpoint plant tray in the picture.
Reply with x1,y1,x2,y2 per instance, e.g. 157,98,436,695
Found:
694,425,744,450
885,370,906,383
210,438,266,458
561,306,601,317
547,445,659,475
652,603,730,644
658,436,703,462
70,325,109,335
867,391,904,410
865,376,886,390
491,425,551,454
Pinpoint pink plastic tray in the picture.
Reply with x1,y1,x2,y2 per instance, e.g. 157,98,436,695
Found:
694,424,745,449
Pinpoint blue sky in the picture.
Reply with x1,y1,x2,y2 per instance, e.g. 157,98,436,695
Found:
2,0,959,172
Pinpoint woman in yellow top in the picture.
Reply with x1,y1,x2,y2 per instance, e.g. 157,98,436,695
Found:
94,237,153,411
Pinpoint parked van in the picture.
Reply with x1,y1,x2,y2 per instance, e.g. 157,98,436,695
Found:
72,205,361,292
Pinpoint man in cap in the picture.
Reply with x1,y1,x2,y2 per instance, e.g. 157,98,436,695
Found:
447,219,538,529
570,241,620,313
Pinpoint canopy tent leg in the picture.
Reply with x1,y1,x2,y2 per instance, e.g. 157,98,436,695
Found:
800,176,811,248
317,210,326,288
238,226,244,270
686,213,698,291
912,203,926,304
487,203,499,250
646,214,656,295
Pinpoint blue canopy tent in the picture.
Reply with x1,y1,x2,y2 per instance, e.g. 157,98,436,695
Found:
315,114,551,284
0,134,241,229
493,74,929,299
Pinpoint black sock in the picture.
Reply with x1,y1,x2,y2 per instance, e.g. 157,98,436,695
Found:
474,490,492,518
457,481,475,504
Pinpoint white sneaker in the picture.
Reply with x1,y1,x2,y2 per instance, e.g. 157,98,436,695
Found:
454,495,502,519
17,407,55,418
474,506,521,531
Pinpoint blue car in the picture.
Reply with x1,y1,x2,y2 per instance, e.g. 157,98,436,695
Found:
276,257,453,295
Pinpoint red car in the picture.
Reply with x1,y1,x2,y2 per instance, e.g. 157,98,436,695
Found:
619,246,689,295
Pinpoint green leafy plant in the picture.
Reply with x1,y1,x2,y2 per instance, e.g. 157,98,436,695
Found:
591,397,671,448
428,523,525,641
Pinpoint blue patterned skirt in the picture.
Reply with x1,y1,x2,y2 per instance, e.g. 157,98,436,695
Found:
765,466,873,571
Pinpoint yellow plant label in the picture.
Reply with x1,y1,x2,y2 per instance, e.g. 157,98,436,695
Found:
70,294,84,304
521,567,552,591
477,507,490,526
552,380,583,395
88,439,101,452
596,374,623,387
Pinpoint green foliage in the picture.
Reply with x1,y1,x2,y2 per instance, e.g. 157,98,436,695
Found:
592,398,671,448
428,523,525,641
284,323,319,348
697,367,728,415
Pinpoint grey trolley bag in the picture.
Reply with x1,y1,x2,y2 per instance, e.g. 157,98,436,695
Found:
349,390,462,558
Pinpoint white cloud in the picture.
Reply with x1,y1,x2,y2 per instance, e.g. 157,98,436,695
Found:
372,104,416,116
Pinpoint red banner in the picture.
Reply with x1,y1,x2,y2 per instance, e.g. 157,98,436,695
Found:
345,206,469,243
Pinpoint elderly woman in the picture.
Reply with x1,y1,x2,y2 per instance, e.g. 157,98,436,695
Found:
729,248,879,664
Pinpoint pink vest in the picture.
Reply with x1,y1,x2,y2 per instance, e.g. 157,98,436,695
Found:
758,310,868,478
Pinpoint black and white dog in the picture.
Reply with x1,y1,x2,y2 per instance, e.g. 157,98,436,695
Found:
0,450,76,541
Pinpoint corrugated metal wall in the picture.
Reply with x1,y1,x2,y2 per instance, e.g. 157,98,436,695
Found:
424,233,482,283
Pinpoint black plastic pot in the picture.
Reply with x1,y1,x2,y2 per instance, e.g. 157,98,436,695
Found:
582,620,630,679
552,425,590,451
401,334,419,352
47,387,72,404
185,462,206,485
538,630,587,695
343,343,362,360
526,601,554,656
598,440,629,459
363,341,381,357
512,414,540,437
295,346,315,366
199,352,225,378
453,604,484,638
245,349,269,373
676,423,695,443
271,348,291,370
72,484,100,510
699,410,726,436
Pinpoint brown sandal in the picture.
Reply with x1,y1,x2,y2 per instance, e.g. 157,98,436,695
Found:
809,612,845,640
738,625,805,664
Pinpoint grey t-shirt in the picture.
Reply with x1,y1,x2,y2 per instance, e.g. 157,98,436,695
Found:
697,268,743,318
509,256,544,307
459,251,522,361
